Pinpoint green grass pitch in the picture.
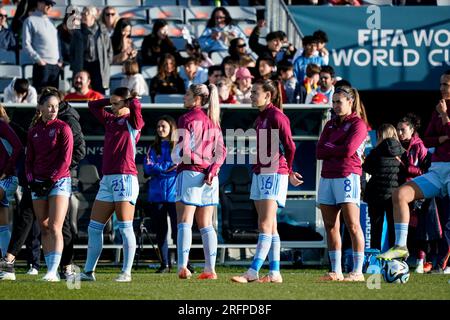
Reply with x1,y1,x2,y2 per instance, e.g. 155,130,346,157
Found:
0,266,449,300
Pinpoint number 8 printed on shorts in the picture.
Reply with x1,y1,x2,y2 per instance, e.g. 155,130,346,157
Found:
343,179,352,192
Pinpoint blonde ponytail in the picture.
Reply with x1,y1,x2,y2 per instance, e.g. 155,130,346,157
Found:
207,84,221,126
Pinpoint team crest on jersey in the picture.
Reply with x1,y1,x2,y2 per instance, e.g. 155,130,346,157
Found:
117,118,126,125
33,133,38,138
343,123,352,132
49,129,56,137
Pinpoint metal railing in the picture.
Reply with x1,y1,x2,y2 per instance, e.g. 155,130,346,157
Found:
266,0,303,49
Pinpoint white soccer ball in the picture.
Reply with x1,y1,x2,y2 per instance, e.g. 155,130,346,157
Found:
382,259,410,284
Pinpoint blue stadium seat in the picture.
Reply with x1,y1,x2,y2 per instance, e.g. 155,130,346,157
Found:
71,0,105,7
106,0,141,6
142,0,178,6
148,6,185,24
0,49,16,64
116,6,148,24
131,24,152,37
141,66,157,80
154,94,184,104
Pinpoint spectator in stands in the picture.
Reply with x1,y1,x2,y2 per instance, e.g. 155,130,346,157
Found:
175,83,226,280
11,0,37,54
231,79,303,284
316,85,369,282
140,19,182,66
305,65,335,105
217,78,237,104
64,71,104,102
276,30,297,64
204,65,223,87
313,30,329,65
57,10,79,65
70,6,113,95
179,57,209,90
256,56,277,81
25,90,74,282
293,35,324,85
377,70,450,269
185,39,214,69
228,37,255,66
143,115,178,273
235,67,253,104
121,59,148,97
4,78,37,103
363,124,405,250
100,6,119,37
250,20,293,64
111,18,137,64
278,62,297,104
302,63,321,95
149,53,186,103
22,0,62,93
221,57,239,83
0,5,16,51
327,0,361,5
0,105,23,259
80,88,144,283
198,7,246,53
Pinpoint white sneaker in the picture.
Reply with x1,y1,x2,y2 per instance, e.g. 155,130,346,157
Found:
115,272,132,282
0,271,16,281
40,273,60,282
444,267,450,274
26,265,39,275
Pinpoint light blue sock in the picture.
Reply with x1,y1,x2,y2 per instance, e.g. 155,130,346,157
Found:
0,225,11,257
329,250,342,274
250,233,272,273
177,223,192,272
118,220,136,275
352,251,364,274
268,234,281,275
394,223,409,247
84,220,105,273
44,252,62,275
200,225,217,273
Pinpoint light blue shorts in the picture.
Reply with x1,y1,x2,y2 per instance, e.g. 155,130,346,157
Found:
412,162,450,198
318,173,361,206
175,170,219,207
0,176,18,207
95,174,139,205
31,177,72,200
250,173,289,208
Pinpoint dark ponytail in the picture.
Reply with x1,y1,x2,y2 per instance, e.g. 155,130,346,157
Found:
254,79,283,111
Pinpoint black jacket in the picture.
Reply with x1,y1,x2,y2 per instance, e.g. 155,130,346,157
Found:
58,101,86,170
363,138,405,203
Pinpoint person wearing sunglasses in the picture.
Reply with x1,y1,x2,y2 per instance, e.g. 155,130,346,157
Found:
0,6,16,51
198,7,246,53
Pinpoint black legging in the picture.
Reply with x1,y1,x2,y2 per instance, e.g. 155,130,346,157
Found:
148,202,177,267
367,198,395,250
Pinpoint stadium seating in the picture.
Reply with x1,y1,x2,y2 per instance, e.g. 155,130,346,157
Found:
219,165,259,243
0,49,16,65
154,94,184,104
148,6,185,24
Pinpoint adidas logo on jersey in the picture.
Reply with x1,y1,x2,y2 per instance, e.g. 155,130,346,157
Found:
119,193,124,196
346,194,351,198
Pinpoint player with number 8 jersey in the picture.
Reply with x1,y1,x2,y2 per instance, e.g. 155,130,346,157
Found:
316,85,369,282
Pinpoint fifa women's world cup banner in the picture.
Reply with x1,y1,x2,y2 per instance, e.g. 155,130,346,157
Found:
290,5,450,90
